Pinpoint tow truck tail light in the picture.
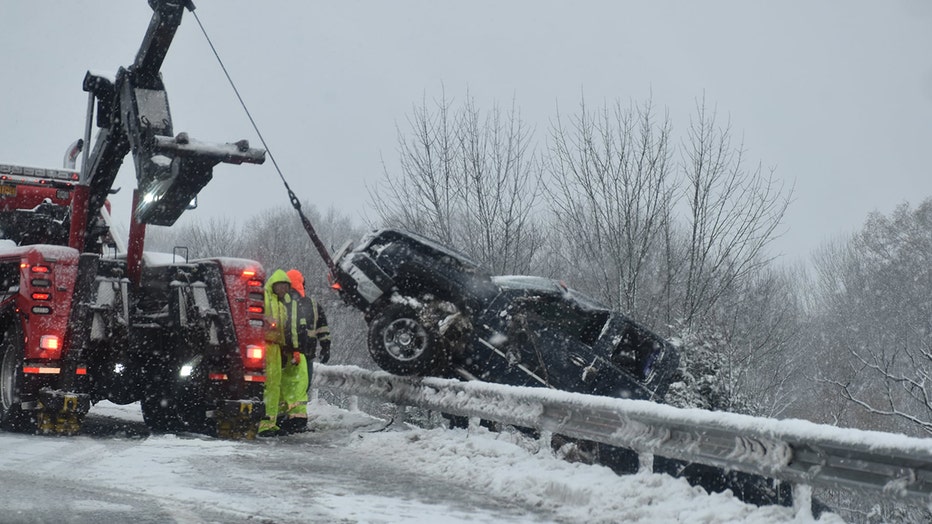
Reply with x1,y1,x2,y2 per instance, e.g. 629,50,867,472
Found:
31,292,51,301
40,335,60,350
247,279,263,288
247,305,263,314
31,265,50,273
242,269,256,278
246,345,264,361
38,335,62,360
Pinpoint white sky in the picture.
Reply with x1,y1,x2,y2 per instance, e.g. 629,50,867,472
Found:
2,1,931,262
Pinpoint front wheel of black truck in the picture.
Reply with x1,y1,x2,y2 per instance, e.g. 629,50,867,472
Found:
368,303,449,376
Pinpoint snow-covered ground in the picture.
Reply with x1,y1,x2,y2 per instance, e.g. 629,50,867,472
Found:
0,400,845,523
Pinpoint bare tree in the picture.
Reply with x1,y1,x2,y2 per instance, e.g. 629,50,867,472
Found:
812,200,932,436
677,96,792,329
543,94,797,415
373,89,544,275
372,91,460,245
545,96,676,323
171,217,243,259
714,265,806,417
456,96,544,274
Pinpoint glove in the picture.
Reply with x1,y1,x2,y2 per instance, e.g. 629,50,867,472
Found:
291,351,301,366
319,345,330,364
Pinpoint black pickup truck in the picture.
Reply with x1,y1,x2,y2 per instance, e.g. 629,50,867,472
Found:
331,229,679,403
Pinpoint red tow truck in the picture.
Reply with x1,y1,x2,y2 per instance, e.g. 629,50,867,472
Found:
0,0,268,438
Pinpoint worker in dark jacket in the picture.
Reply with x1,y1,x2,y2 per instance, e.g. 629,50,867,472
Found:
288,269,330,392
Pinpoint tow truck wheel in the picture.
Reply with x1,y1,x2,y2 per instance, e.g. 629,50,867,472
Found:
0,324,33,432
368,303,449,376
141,372,209,434
141,391,184,433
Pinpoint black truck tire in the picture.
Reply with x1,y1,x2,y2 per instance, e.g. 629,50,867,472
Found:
141,376,209,434
0,323,33,432
141,391,184,433
367,303,449,376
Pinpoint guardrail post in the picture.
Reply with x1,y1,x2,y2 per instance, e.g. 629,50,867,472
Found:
539,430,553,455
792,484,813,519
638,453,654,474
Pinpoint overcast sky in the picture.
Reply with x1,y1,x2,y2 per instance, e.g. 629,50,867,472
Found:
2,0,931,262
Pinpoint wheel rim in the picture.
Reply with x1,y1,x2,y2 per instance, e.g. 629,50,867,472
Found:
381,318,429,362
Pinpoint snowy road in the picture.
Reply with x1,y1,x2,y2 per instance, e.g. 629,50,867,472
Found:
0,401,844,523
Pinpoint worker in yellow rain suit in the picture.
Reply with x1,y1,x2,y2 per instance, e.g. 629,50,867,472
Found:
258,269,301,437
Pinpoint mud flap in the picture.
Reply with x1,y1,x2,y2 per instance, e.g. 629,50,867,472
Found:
214,399,264,440
36,389,91,436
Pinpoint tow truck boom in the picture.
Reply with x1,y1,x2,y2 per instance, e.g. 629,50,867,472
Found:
76,0,264,251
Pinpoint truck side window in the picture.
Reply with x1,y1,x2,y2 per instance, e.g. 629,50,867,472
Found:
523,295,608,347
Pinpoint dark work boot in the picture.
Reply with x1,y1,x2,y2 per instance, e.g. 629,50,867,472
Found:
280,417,308,435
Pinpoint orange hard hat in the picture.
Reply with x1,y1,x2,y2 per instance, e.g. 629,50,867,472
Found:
286,269,306,297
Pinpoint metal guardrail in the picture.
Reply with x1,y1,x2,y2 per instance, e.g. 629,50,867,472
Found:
313,364,932,506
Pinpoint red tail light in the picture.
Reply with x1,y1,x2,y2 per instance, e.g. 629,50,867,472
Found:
31,292,51,301
31,265,50,273
242,269,256,278
247,279,263,288
38,335,61,360
248,305,263,314
246,345,264,360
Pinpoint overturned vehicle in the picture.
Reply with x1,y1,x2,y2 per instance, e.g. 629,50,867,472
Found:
331,229,679,403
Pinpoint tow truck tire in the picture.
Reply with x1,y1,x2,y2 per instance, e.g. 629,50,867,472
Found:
142,393,209,435
141,374,209,434
176,378,210,434
0,324,33,432
368,303,449,376
141,391,184,433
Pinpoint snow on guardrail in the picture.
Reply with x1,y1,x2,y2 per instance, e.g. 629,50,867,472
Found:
312,364,932,505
